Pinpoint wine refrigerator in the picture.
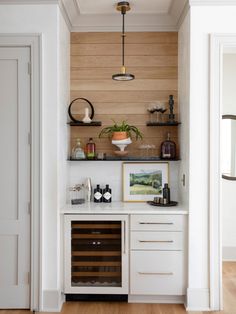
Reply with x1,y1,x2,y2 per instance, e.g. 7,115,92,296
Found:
64,214,129,294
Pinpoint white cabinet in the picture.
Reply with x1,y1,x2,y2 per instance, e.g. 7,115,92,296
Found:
130,214,187,296
64,214,129,294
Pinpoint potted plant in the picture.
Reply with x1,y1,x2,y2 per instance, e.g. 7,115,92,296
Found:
99,120,143,141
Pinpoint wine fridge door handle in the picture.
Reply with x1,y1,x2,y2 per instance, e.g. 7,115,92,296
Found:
122,220,126,254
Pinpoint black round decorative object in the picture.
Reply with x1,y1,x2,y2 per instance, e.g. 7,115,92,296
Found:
147,201,178,207
68,97,94,123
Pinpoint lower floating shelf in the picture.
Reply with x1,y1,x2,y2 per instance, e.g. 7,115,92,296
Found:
68,156,180,161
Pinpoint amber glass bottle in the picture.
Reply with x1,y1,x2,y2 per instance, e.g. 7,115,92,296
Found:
161,133,176,159
86,137,96,160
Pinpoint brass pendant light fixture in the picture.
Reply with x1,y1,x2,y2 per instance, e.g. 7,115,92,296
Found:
112,1,135,81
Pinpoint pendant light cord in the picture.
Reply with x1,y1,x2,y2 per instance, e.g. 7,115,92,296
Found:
122,10,125,67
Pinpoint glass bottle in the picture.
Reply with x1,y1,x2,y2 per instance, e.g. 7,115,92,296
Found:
102,184,112,203
162,183,171,204
72,138,85,160
86,137,96,160
94,184,103,203
161,133,176,159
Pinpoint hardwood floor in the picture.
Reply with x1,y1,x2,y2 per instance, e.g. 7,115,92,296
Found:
0,262,235,314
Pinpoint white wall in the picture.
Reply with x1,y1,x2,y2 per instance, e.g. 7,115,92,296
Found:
222,54,236,260
178,11,190,209
186,5,236,310
58,8,70,304
68,161,180,202
0,4,70,311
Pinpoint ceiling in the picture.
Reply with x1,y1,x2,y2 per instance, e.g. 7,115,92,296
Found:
61,0,188,31
77,0,173,15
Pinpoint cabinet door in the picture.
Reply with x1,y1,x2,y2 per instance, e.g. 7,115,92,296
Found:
64,214,128,294
130,251,185,295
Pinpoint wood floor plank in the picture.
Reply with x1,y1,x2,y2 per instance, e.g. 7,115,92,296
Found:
1,262,235,314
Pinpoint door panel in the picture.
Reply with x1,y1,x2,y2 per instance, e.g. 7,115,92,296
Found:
0,47,30,308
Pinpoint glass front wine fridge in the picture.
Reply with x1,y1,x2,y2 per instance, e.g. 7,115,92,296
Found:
64,214,129,294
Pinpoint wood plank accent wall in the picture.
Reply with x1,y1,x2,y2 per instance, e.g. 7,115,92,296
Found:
70,32,178,157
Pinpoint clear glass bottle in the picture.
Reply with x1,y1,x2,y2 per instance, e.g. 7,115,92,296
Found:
161,133,176,159
72,138,85,160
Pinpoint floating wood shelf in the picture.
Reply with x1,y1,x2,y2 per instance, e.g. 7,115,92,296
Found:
69,156,180,161
68,121,102,126
146,121,181,126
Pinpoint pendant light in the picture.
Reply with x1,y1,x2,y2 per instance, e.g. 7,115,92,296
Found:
112,1,135,81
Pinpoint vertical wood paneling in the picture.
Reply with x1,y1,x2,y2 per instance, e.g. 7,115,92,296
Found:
70,32,179,157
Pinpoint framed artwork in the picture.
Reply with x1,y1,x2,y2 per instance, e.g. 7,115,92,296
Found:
122,162,169,202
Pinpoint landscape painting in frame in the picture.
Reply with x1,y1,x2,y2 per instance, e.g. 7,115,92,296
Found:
123,162,169,202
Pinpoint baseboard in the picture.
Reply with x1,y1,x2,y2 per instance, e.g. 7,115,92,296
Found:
186,288,210,311
128,295,185,304
42,289,64,312
222,246,236,261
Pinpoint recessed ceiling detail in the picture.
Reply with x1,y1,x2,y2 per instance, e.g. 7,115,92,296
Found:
61,0,188,31
77,0,173,15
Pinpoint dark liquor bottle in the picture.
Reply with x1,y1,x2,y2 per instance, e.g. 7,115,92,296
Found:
86,137,96,160
103,184,112,203
161,133,176,159
94,185,103,203
162,183,171,204
168,95,175,122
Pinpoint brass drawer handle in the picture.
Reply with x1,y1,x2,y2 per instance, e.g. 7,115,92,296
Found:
138,240,174,243
138,272,173,276
139,222,174,225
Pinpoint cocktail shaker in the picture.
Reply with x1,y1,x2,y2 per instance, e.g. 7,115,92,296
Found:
84,177,92,202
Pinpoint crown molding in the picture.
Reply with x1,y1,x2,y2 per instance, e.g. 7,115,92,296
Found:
189,0,236,5
176,1,190,29
0,0,59,3
71,13,178,32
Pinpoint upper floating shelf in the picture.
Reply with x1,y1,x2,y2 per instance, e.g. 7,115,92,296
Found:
68,121,102,126
146,121,181,126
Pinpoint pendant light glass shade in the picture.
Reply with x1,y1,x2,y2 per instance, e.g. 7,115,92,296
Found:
112,2,135,81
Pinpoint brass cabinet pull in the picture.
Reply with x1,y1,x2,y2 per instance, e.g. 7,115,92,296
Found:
139,222,174,225
138,272,173,276
138,240,174,243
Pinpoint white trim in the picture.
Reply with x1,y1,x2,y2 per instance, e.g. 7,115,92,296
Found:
0,34,41,312
128,295,185,304
190,0,236,5
42,289,63,312
222,247,236,261
186,288,210,311
71,25,179,32
209,33,236,311
0,0,59,4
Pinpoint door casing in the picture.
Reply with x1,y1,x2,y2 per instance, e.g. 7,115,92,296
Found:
209,33,236,311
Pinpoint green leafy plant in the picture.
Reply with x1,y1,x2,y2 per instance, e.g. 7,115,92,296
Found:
99,120,143,140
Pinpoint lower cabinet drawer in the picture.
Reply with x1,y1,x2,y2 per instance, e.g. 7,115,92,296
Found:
130,231,183,250
130,251,185,295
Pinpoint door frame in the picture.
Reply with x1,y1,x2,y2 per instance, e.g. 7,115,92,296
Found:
0,34,41,311
209,33,236,311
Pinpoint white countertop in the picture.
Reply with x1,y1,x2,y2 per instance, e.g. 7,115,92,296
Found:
61,202,188,215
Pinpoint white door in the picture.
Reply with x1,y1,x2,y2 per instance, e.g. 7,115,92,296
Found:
0,47,31,308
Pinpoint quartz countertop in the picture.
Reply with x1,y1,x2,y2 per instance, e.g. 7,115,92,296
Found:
61,202,188,215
